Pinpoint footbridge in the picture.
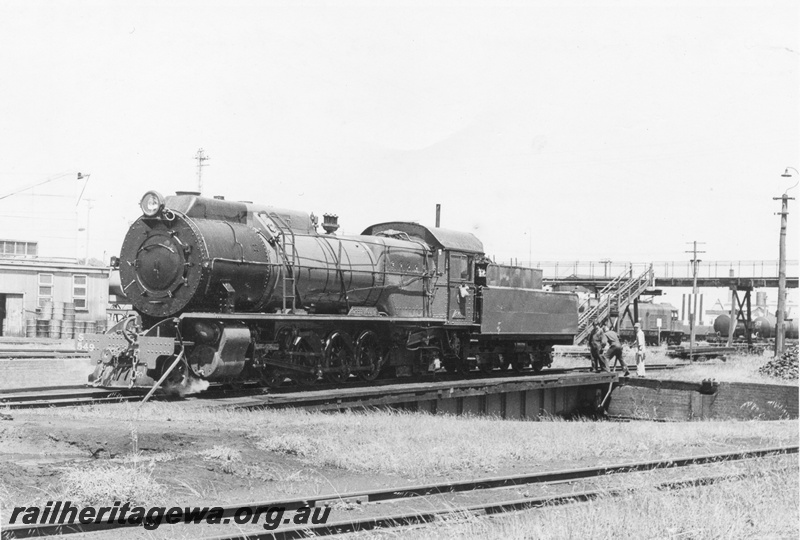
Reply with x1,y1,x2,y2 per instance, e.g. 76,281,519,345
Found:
529,260,798,345
536,260,798,290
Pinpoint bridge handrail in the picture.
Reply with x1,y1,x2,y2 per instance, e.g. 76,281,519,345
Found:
575,265,654,344
530,259,798,280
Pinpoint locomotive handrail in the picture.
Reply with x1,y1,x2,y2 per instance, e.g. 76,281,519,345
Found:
222,220,246,261
319,235,351,311
266,211,301,312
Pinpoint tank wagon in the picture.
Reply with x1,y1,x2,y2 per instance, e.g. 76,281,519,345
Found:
712,313,798,340
81,191,579,389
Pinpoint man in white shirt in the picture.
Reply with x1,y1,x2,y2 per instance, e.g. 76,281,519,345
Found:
634,322,646,377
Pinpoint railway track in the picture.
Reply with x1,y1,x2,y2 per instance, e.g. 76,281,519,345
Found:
2,445,795,539
0,386,142,408
0,363,686,410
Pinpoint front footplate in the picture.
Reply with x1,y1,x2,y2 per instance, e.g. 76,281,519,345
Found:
79,332,176,388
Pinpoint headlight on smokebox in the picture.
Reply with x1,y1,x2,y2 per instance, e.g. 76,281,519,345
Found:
140,190,165,217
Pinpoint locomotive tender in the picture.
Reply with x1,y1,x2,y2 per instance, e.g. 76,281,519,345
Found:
82,190,578,389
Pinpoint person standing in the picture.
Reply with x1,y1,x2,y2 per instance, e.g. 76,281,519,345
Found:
588,321,607,372
603,323,630,377
634,322,647,377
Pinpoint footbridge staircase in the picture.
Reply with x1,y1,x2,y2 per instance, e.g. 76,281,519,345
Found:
574,265,654,345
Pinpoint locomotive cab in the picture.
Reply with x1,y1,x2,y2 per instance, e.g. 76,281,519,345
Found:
361,221,484,324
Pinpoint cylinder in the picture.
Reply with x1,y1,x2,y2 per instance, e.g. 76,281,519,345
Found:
63,302,76,320
61,319,75,339
84,321,95,334
25,318,37,338
40,301,53,319
186,323,249,380
48,319,62,339
36,319,49,337
94,319,106,333
52,301,64,320
756,292,767,308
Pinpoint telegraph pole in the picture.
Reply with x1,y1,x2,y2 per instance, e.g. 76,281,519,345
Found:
84,198,94,263
775,168,796,355
195,148,210,194
686,241,705,359
76,173,91,262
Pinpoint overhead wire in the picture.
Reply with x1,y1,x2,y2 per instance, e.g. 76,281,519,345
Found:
0,171,76,201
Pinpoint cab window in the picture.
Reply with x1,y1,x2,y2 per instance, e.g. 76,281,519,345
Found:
449,254,470,281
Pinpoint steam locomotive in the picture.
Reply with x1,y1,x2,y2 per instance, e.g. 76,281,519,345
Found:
81,190,579,390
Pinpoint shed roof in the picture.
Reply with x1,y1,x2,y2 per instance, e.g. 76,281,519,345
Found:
0,257,109,275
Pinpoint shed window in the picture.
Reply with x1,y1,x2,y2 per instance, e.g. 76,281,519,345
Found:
1,240,38,257
38,273,53,306
73,274,88,310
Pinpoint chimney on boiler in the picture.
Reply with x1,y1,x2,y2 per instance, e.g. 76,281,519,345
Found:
322,214,340,234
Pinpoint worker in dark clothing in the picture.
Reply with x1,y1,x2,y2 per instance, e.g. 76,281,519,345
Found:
588,321,607,372
603,324,630,376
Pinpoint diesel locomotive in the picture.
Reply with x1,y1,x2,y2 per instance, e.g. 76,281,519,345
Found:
617,302,683,345
80,190,578,389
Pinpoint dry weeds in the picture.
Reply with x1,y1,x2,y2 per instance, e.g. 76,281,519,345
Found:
9,357,796,534
21,401,798,480
347,458,799,540
59,460,166,506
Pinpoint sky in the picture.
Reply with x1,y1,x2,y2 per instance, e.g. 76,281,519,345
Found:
0,0,798,280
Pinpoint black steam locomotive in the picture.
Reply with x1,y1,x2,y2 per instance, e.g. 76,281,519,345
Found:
81,191,578,389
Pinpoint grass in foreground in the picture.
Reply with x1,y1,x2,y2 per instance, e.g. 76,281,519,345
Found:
251,410,799,477
25,403,799,480
59,458,166,506
347,458,799,540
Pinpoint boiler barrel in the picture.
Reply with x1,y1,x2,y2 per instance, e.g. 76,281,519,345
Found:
120,212,428,317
